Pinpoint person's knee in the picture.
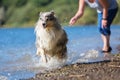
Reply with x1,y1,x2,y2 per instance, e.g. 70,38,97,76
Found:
99,28,111,36
103,30,111,35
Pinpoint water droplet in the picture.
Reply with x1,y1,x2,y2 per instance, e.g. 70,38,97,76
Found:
8,73,11,76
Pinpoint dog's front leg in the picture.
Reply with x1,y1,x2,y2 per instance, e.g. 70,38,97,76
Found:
36,48,41,56
40,49,48,63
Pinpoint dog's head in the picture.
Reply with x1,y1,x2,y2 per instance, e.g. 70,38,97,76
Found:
38,11,56,28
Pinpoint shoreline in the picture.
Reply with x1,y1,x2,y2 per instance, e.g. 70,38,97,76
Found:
27,53,120,80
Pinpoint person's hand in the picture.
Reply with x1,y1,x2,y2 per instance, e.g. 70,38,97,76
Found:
102,19,107,28
69,16,78,25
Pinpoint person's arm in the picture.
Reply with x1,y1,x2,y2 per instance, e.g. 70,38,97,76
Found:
98,0,109,28
69,0,85,25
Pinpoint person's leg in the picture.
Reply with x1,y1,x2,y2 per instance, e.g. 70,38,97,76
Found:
98,8,118,52
98,13,109,51
101,34,110,51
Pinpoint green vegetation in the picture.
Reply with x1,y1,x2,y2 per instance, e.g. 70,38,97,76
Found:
0,0,120,27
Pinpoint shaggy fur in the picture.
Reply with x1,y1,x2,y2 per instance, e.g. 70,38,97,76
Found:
35,11,68,63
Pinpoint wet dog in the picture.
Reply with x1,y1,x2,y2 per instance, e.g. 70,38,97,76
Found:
35,11,68,64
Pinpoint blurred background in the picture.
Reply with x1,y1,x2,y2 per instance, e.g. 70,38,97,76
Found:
0,0,120,27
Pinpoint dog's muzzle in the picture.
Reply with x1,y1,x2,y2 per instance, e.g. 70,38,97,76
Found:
42,23,47,28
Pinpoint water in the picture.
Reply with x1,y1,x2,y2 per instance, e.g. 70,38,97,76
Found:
0,25,120,80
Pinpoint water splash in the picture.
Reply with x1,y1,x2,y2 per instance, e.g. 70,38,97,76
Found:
37,57,67,69
0,75,7,80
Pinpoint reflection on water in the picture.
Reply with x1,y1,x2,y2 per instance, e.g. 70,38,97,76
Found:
0,26,120,80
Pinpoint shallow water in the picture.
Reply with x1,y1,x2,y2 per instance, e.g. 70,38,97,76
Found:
0,25,120,80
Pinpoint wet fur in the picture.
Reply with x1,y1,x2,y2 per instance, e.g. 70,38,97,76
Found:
35,11,68,63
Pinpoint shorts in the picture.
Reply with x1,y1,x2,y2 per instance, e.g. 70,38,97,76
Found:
98,7,118,36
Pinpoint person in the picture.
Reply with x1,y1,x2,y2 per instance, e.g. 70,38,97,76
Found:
69,0,118,53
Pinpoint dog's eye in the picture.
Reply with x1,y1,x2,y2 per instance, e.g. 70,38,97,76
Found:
49,16,54,21
39,17,44,21
39,17,42,20
45,16,54,21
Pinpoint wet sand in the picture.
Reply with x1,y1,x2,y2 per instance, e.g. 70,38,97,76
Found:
27,53,120,80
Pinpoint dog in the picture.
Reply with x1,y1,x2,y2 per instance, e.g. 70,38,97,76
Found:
35,11,68,63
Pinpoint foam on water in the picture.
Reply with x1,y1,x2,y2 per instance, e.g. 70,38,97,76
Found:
37,57,67,69
0,75,7,80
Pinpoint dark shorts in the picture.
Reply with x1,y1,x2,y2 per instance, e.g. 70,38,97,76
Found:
98,7,118,36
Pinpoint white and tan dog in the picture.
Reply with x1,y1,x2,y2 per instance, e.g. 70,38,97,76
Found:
35,11,68,64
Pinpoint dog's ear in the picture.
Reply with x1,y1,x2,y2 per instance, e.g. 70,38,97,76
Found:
50,10,54,15
39,12,42,16
37,11,40,16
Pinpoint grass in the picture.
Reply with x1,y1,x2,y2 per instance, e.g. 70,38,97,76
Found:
1,0,120,27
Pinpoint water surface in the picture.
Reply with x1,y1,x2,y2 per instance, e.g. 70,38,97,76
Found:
0,25,120,80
